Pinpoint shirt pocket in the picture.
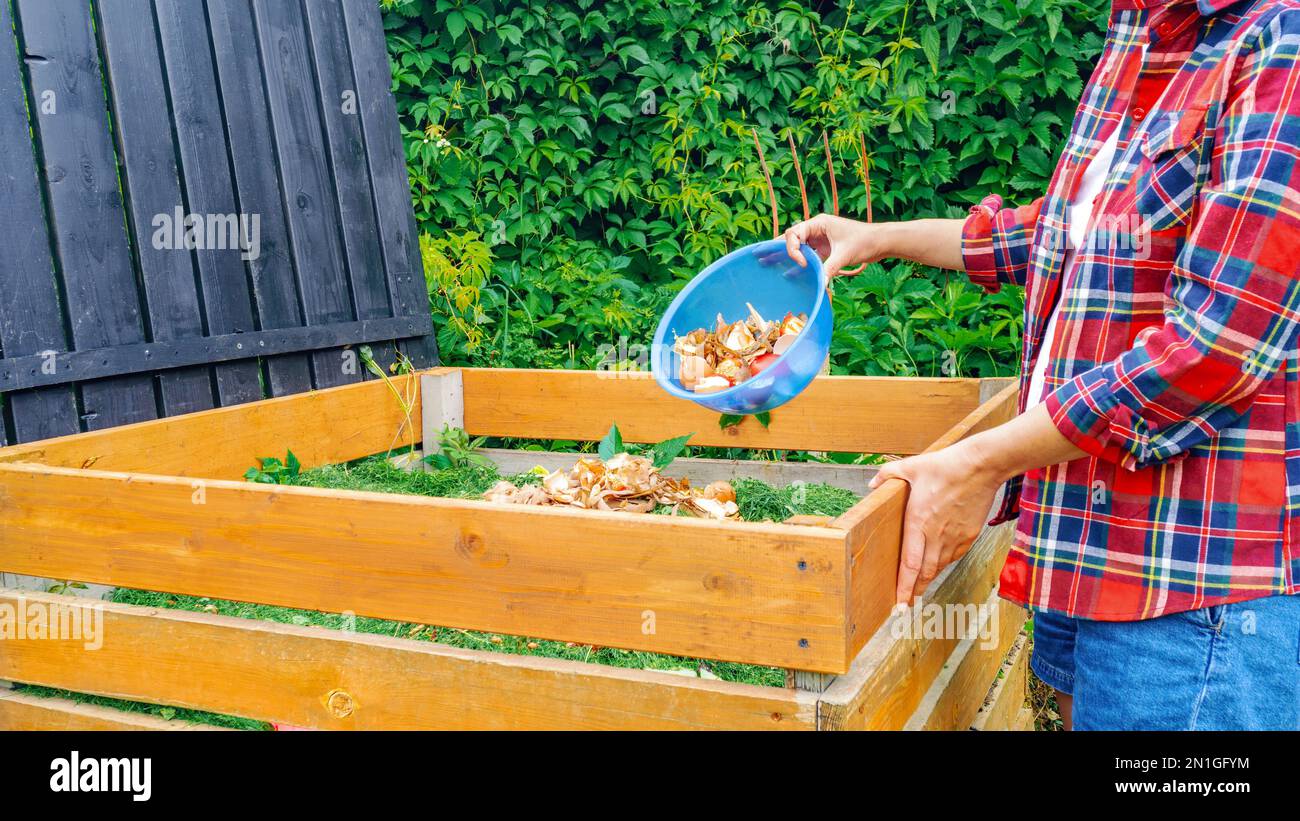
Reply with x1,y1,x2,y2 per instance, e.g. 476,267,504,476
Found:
1134,108,1209,232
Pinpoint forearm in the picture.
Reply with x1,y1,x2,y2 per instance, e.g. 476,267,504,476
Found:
963,402,1088,483
879,218,966,271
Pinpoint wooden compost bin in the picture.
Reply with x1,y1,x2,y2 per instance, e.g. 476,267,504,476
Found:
0,369,1030,730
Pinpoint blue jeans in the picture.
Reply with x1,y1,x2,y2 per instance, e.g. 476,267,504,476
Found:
1030,594,1300,730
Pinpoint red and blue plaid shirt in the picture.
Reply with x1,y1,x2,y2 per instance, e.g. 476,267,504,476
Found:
962,0,1300,620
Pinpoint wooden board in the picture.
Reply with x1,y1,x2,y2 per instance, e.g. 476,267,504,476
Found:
479,448,879,493
0,0,79,445
836,381,1020,665
17,0,158,431
340,0,439,369
155,0,264,406
817,519,1016,729
0,372,427,478
904,594,1027,730
0,690,224,731
0,465,850,672
98,0,218,420
207,0,314,397
0,589,817,730
970,632,1030,732
460,369,984,455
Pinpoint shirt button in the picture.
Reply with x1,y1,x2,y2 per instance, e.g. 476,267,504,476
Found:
1132,107,1147,122
1155,21,1174,37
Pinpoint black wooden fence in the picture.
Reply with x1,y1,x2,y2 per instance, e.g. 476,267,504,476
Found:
0,0,438,446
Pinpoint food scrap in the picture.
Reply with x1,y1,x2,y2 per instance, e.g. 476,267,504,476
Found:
673,302,806,392
484,453,739,520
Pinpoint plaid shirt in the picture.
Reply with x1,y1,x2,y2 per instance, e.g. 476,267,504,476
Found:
962,0,1300,620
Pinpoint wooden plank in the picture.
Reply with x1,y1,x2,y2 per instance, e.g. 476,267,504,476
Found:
207,0,314,398
97,0,218,419
971,632,1029,732
461,369,984,455
303,1,391,326
837,381,1019,665
817,519,1015,730
904,595,1027,731
252,0,361,389
0,690,225,731
0,371,429,479
0,464,850,672
0,0,79,445
15,0,158,430
0,589,816,730
480,449,880,494
0,316,428,392
154,0,263,406
340,0,438,368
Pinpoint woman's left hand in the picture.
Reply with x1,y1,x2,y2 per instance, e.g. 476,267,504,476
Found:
869,439,1004,605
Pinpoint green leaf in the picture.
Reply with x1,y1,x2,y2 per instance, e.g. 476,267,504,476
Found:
651,433,693,469
285,449,301,477
598,423,624,461
754,411,772,429
718,414,744,430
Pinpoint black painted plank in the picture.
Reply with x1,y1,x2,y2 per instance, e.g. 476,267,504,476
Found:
303,0,391,326
15,0,157,431
96,0,217,419
206,0,313,398
341,0,438,369
0,317,429,392
154,0,263,407
0,0,79,444
251,0,361,389
303,0,396,384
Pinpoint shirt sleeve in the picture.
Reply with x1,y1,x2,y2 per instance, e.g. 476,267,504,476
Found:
1044,10,1300,471
960,194,1044,292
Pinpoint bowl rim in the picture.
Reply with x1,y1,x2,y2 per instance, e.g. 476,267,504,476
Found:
651,238,829,404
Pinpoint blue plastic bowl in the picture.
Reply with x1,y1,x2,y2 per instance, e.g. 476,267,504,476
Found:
652,239,831,415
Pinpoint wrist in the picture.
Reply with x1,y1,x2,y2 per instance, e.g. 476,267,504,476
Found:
959,429,1019,486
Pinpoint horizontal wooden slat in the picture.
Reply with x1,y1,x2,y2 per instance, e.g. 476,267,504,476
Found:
477,448,879,493
0,589,817,730
0,465,850,672
904,595,1027,731
0,317,430,392
818,525,1017,728
461,369,984,455
0,371,428,478
0,690,225,731
970,632,1030,732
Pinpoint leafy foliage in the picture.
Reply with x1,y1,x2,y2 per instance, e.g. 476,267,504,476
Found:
245,450,302,484
598,423,695,469
381,0,1109,376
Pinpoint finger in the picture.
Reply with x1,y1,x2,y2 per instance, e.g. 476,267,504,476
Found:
911,527,944,601
823,248,848,279
868,459,906,489
784,222,808,267
895,518,927,606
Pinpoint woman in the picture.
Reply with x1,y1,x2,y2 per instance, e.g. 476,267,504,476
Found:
785,0,1300,730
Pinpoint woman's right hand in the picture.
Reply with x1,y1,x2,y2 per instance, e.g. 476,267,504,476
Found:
783,214,892,277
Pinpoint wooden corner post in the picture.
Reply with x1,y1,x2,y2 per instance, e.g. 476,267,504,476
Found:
420,369,465,469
